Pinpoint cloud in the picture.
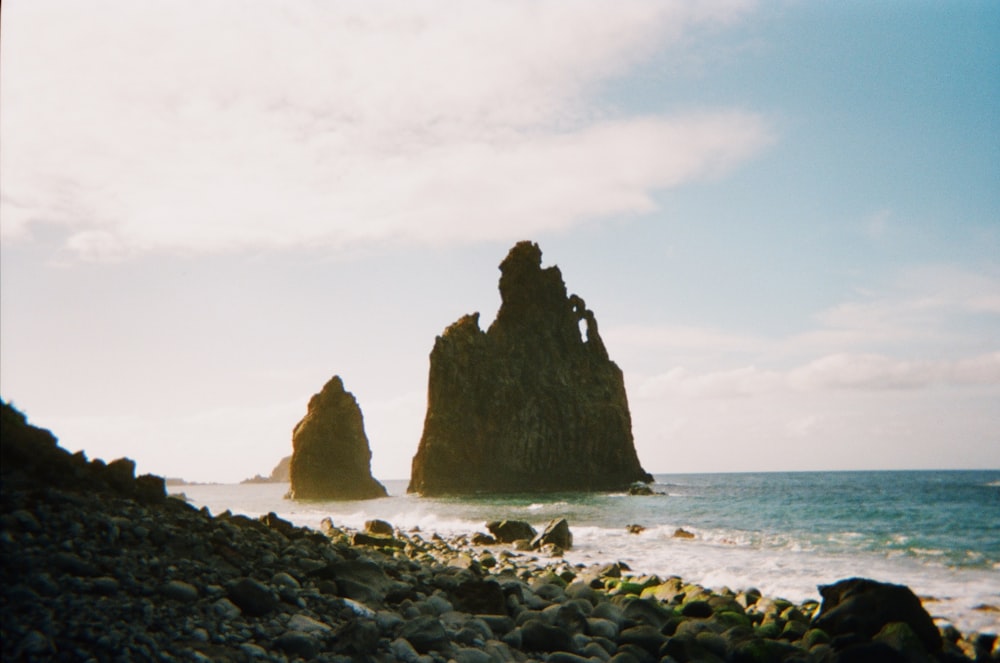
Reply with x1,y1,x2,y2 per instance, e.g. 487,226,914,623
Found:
1,0,767,259
634,352,1000,400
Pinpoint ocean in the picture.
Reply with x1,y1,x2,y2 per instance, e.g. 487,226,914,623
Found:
181,470,1000,635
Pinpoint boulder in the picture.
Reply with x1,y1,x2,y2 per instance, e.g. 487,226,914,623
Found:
365,519,394,535
487,520,537,543
812,577,942,653
287,376,388,500
408,241,653,495
532,518,573,550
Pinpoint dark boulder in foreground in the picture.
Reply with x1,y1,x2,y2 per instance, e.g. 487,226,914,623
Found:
813,577,943,653
409,241,653,495
287,376,387,500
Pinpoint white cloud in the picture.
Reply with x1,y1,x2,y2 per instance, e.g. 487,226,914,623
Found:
634,352,1000,400
1,0,767,259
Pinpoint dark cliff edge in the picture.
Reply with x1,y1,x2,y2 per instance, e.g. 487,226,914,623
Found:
409,241,653,496
1,400,167,503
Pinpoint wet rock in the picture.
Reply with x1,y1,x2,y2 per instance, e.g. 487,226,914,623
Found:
471,532,496,545
532,518,573,551
287,375,389,500
409,241,653,495
487,520,538,543
365,518,394,535
673,527,696,539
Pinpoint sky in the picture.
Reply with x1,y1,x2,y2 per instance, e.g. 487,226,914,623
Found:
2,1,998,483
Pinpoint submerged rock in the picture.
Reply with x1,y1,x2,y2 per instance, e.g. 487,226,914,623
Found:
287,376,388,500
409,241,653,495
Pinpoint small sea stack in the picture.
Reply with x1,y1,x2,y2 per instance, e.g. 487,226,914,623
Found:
287,376,387,500
409,241,653,495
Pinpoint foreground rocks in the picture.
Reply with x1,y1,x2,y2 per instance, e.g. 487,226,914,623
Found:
409,241,653,495
2,401,995,662
287,376,388,500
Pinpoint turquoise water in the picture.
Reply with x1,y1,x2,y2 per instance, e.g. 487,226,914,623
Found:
182,470,1000,633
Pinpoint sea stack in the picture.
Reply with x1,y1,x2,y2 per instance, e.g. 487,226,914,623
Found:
409,241,653,495
287,376,388,500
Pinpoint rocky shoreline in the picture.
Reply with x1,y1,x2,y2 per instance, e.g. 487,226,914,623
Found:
2,402,997,662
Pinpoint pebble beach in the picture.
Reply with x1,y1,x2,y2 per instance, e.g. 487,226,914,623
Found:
2,402,997,662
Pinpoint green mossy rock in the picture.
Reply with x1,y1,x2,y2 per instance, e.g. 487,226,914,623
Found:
732,638,801,663
715,610,752,630
800,628,831,649
754,622,782,639
874,621,927,656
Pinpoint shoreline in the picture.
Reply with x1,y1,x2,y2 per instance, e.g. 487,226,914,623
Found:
177,479,1000,637
2,403,997,661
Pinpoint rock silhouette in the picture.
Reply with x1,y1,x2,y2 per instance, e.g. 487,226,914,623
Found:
287,376,387,500
409,241,652,495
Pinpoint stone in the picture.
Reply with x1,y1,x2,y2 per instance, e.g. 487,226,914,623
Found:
408,241,653,495
520,618,576,653
673,527,695,539
487,520,537,543
812,578,942,652
681,599,714,618
161,580,199,602
287,614,332,635
451,579,507,615
618,625,667,655
471,532,496,545
273,631,320,658
271,571,300,589
399,615,451,653
365,519,394,535
626,524,645,534
90,577,120,595
212,598,242,619
227,577,277,616
52,552,99,577
627,482,655,496
531,518,573,550
287,375,389,500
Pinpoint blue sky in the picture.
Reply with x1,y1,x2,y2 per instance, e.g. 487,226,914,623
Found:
2,1,998,482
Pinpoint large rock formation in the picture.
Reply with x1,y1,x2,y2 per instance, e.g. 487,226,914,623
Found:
287,376,387,500
408,241,653,495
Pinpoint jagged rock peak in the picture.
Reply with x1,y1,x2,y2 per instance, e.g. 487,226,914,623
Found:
287,376,388,501
408,241,653,496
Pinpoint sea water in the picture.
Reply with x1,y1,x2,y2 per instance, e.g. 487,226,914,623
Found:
181,470,1000,634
